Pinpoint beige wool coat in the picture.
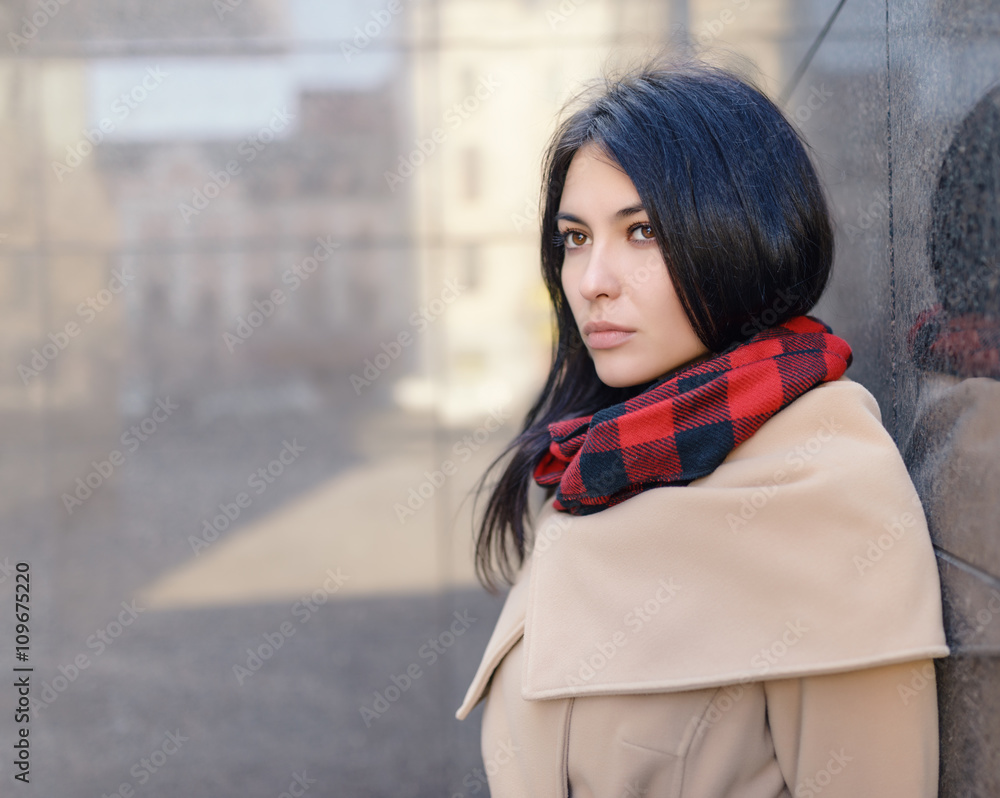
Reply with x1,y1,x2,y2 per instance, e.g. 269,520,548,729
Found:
456,376,950,797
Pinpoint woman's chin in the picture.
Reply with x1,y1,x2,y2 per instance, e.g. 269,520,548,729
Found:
593,360,657,389
593,350,710,389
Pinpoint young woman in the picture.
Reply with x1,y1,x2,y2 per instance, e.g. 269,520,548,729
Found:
455,58,950,797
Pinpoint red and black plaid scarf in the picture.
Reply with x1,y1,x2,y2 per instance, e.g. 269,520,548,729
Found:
533,315,853,515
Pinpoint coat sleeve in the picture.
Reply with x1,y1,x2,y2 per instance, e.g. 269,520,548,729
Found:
763,658,940,797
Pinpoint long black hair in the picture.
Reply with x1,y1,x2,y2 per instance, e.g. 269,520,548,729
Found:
470,55,835,592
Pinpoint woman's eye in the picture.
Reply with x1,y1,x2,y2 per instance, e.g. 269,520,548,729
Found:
561,230,588,248
630,224,655,241
558,226,651,248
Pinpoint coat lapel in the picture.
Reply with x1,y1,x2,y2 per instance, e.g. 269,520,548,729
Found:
456,377,950,716
520,378,949,699
455,554,532,720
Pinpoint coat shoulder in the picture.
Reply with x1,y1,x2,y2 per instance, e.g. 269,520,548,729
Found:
518,375,949,699
457,374,949,714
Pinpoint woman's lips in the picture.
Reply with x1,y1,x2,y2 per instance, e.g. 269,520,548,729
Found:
586,329,636,349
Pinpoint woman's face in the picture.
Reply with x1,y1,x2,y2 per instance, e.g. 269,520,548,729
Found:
557,142,710,388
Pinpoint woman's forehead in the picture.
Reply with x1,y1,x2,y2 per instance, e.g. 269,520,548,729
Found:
559,146,641,217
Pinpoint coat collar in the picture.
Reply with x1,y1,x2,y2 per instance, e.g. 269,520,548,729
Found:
456,377,949,720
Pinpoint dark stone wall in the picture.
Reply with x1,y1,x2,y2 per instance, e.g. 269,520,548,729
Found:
788,1,1000,794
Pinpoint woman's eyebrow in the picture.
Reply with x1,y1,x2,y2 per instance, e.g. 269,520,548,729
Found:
555,204,646,224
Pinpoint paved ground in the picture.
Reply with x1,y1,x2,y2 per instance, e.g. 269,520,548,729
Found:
33,586,505,797
0,376,516,796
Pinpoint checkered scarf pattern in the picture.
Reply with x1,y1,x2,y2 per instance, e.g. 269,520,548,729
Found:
533,315,853,515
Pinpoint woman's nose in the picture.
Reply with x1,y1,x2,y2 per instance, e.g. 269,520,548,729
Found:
577,241,621,300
